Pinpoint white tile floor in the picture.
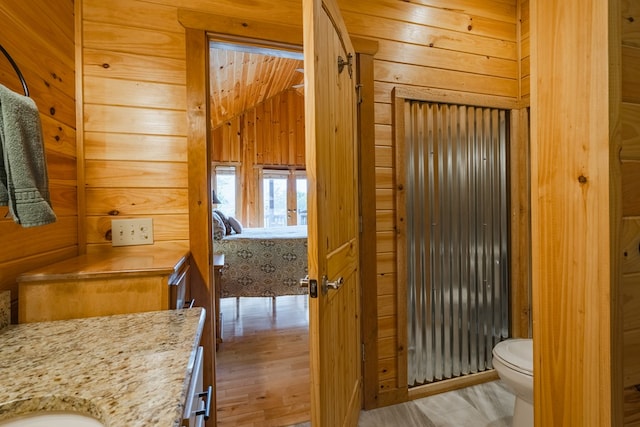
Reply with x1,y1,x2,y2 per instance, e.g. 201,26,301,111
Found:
358,380,515,427
290,380,515,427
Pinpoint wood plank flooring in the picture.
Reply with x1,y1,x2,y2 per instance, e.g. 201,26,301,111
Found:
215,295,311,427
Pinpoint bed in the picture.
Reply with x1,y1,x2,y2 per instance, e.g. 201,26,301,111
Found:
214,225,308,298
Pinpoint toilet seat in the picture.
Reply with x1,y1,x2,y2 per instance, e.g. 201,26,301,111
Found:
492,339,533,376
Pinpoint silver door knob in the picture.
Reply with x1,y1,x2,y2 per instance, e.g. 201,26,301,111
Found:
322,275,344,295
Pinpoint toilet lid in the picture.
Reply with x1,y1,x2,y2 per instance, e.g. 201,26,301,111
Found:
492,339,533,375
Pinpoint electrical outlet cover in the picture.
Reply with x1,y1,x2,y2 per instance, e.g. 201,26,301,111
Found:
111,218,154,247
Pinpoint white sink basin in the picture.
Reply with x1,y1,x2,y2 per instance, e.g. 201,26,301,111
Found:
0,411,104,427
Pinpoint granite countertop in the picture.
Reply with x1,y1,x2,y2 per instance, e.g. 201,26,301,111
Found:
0,308,206,426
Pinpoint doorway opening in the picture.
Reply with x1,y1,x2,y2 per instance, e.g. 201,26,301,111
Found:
207,38,311,426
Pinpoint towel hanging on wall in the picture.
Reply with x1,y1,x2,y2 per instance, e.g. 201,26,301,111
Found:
0,83,56,227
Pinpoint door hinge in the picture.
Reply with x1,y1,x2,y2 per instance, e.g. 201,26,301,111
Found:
356,84,363,104
338,53,353,79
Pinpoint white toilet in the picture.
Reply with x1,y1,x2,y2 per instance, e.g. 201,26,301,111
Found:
492,338,533,427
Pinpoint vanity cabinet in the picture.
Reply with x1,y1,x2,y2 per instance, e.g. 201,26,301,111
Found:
17,245,191,323
182,346,211,427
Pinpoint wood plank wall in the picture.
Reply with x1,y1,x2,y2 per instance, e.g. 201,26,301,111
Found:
621,0,640,423
78,0,522,409
520,0,530,102
212,89,305,227
81,0,189,250
349,0,522,404
0,1,77,322
211,89,305,166
531,0,620,425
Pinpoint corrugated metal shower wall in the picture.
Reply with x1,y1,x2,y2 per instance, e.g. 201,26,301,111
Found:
405,101,510,386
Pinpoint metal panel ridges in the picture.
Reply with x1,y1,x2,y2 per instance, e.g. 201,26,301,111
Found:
406,101,510,386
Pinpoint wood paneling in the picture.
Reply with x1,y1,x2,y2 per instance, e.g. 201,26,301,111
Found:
81,0,191,249
209,48,303,127
19,275,169,323
85,214,189,245
510,108,532,338
84,104,188,136
83,49,186,84
624,386,640,425
622,162,640,216
85,188,189,216
623,272,640,332
84,160,188,188
84,133,187,162
622,0,640,421
621,102,640,161
622,0,640,48
211,89,305,227
531,0,621,425
83,0,185,33
78,0,525,414
185,26,217,427
622,46,640,104
84,76,187,110
0,216,79,270
212,90,305,167
374,61,517,98
83,22,185,59
520,0,531,100
0,0,77,321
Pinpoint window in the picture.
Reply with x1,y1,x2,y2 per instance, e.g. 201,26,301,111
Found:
295,172,307,225
262,170,288,227
213,165,237,218
261,169,307,228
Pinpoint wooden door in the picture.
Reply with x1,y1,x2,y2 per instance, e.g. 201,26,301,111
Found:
303,0,362,426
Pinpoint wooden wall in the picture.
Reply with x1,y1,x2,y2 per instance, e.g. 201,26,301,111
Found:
78,0,524,408
4,0,631,421
211,89,305,166
531,0,621,425
621,0,640,423
356,0,522,404
0,1,77,322
212,88,305,227
80,0,190,250
520,0,530,102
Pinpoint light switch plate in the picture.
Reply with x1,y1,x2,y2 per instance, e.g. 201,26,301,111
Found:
111,218,154,246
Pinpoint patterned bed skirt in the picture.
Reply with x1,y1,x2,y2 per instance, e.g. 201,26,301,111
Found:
214,227,308,297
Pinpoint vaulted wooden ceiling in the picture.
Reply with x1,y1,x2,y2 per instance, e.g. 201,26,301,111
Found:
209,45,304,127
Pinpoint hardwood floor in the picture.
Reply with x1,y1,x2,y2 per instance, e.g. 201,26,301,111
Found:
216,295,311,427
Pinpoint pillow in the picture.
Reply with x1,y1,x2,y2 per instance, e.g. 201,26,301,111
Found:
228,216,243,234
212,211,225,240
214,209,232,235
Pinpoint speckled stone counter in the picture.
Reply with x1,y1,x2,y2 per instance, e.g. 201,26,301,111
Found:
0,308,205,426
0,291,9,330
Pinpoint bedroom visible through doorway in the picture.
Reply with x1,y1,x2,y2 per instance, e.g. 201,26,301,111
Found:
208,39,311,427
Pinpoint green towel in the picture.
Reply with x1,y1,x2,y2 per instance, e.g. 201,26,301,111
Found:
0,84,56,227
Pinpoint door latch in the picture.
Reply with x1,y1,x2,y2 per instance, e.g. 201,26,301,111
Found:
309,279,318,298
301,275,318,298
